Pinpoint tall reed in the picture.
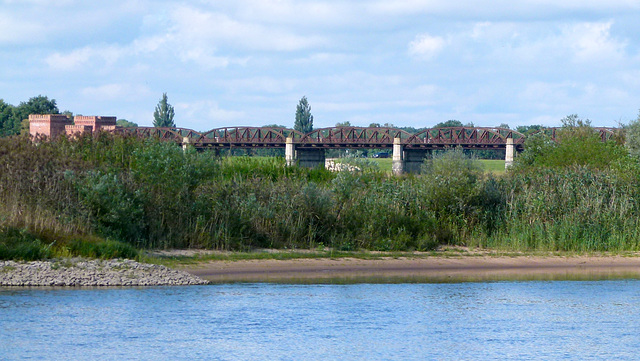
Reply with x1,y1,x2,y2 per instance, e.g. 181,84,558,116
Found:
3,129,640,255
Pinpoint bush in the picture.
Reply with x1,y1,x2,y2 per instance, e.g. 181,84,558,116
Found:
513,115,628,170
68,239,138,259
0,227,53,261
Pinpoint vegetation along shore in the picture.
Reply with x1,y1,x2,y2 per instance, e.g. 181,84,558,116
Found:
3,114,640,285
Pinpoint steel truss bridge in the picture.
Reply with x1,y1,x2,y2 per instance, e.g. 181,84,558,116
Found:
119,126,619,150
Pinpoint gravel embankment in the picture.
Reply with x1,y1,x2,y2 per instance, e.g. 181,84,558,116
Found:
0,258,208,286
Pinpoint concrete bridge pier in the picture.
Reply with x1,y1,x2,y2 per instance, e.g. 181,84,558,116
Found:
505,138,514,169
285,137,326,169
392,137,430,175
403,149,430,174
296,149,326,169
182,137,191,152
392,137,404,175
285,137,295,166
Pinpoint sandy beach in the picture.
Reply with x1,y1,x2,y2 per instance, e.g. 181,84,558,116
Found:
180,255,640,283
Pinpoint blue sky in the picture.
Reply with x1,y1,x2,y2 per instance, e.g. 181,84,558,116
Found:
2,0,640,131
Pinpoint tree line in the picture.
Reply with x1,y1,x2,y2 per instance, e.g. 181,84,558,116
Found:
3,113,640,261
0,93,560,140
0,93,179,137
0,95,61,136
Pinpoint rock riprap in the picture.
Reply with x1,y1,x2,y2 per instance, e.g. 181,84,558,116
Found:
0,258,208,286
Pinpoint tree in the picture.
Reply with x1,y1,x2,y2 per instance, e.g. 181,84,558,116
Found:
335,121,351,127
117,119,138,127
513,114,626,170
11,95,59,135
516,124,544,135
153,93,175,128
294,96,313,133
434,120,463,128
626,111,640,158
0,99,14,137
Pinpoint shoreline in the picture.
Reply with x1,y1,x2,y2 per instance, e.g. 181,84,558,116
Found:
179,255,640,283
3,254,640,287
0,258,208,287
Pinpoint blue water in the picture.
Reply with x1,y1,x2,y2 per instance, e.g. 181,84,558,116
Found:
1,281,639,360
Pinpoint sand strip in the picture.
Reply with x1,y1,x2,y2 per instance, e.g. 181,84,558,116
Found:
180,256,640,283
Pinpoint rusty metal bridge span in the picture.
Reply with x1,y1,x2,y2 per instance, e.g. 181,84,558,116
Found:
119,125,618,174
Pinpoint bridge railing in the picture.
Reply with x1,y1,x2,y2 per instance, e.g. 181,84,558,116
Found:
118,125,619,149
299,127,413,147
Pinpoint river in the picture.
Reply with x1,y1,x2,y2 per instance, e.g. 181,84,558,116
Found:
2,281,639,360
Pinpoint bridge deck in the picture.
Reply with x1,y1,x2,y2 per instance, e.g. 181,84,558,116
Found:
119,126,616,150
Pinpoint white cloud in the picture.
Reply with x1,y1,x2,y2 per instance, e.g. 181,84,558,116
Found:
175,100,245,130
222,77,299,94
445,20,628,71
408,34,445,59
2,0,76,4
168,5,326,52
45,45,124,71
369,0,640,17
202,0,360,28
564,21,626,62
43,3,328,72
81,83,151,101
0,14,44,44
290,52,355,66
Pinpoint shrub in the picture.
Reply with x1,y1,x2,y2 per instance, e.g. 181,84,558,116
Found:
68,239,138,259
0,227,52,261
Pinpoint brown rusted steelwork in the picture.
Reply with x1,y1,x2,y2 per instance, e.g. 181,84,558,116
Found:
405,127,526,150
531,127,618,142
299,127,413,148
119,125,616,150
121,126,304,147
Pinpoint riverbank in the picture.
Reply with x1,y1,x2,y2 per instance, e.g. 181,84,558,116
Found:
3,252,640,286
177,253,640,283
0,258,208,286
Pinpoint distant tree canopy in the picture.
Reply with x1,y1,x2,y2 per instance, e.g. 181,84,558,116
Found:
153,93,175,128
516,125,544,135
263,124,287,128
335,121,351,127
434,120,464,128
514,114,627,170
294,96,313,133
0,100,12,137
626,111,640,159
0,95,59,136
117,119,138,128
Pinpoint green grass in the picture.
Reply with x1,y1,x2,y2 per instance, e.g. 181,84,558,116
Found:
365,157,505,174
368,157,393,171
247,155,504,175
480,160,506,174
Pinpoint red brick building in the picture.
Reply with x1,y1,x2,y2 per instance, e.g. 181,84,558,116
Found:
28,114,73,138
29,114,118,138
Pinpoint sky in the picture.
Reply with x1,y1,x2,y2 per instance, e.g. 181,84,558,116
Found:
2,0,640,131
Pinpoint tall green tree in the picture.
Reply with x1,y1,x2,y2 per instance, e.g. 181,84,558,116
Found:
294,96,313,133
11,95,60,136
117,119,138,128
153,93,175,128
434,120,463,128
626,111,640,158
0,99,14,137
